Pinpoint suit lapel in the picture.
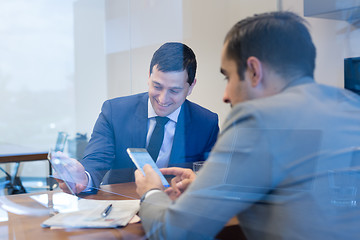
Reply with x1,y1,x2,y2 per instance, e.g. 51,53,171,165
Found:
131,93,148,148
169,100,191,165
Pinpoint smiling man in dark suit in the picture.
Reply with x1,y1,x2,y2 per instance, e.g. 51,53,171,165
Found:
57,42,219,193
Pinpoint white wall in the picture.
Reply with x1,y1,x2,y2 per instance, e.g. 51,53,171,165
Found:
74,0,107,135
282,0,353,88
182,0,278,128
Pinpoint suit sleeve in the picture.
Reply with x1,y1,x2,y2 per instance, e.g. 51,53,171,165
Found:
80,100,116,188
204,115,219,156
139,106,272,239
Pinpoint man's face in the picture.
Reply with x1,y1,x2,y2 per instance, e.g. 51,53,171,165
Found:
220,44,253,107
148,65,195,117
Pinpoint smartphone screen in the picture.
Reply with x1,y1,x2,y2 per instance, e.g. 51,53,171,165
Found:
127,148,170,187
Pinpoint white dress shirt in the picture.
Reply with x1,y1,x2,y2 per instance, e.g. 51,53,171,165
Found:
146,98,181,168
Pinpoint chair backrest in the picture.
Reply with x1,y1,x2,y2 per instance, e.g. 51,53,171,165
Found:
54,132,68,152
67,133,88,160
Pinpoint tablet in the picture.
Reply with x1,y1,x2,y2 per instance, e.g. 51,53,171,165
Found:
47,150,76,195
127,148,170,188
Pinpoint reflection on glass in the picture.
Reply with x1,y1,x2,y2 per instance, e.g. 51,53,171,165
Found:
30,192,79,213
328,170,359,207
0,208,8,222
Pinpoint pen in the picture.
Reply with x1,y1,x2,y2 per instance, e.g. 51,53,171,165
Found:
101,204,112,218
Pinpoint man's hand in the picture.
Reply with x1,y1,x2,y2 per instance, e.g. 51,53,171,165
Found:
51,151,88,194
135,164,164,197
160,167,196,200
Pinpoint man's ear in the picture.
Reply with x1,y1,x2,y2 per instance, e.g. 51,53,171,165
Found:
246,56,263,87
187,78,197,96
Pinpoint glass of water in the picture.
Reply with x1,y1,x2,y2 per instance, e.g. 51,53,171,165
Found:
328,169,358,207
193,161,205,175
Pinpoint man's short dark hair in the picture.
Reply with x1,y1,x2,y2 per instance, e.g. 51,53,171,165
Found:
224,11,316,81
150,42,197,85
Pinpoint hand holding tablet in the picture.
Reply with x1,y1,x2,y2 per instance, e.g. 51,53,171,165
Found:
48,149,88,194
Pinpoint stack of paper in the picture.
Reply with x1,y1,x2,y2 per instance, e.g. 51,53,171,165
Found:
41,199,140,228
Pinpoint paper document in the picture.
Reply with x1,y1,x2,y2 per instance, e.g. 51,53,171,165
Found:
41,199,140,228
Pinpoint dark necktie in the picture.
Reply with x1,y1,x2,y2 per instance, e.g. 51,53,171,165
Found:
147,116,170,161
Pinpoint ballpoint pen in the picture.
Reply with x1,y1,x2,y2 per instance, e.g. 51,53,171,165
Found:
101,204,113,218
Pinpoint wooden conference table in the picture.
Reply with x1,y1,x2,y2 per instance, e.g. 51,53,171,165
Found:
0,144,49,194
0,182,245,240
0,144,48,164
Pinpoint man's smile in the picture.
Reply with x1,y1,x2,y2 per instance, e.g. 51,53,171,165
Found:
155,98,172,107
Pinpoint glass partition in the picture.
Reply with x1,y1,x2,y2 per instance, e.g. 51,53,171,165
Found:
1,0,360,239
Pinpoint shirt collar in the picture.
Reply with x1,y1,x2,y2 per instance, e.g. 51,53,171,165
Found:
148,98,181,123
282,76,315,92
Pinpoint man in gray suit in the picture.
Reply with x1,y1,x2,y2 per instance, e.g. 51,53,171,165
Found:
135,11,360,239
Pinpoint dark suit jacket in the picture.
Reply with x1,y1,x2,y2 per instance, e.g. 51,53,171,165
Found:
81,92,219,187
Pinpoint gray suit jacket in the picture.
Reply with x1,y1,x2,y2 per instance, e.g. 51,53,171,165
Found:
139,77,360,239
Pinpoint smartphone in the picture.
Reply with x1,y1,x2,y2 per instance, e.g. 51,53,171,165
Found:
127,148,170,187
